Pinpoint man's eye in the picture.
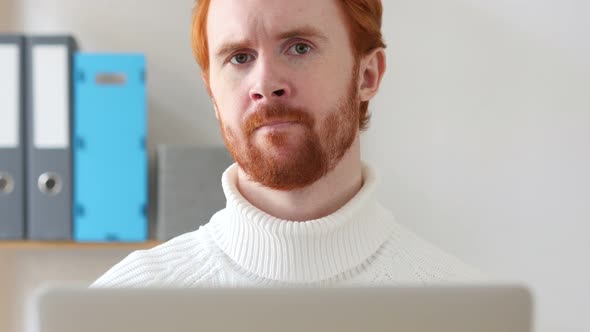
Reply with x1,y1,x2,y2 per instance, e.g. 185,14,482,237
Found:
230,53,253,65
288,43,312,55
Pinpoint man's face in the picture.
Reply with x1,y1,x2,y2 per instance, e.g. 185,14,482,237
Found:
206,0,360,190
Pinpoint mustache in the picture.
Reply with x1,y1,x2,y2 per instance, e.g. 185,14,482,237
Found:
243,103,314,136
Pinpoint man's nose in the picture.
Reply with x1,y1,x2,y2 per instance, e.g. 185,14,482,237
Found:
249,59,291,102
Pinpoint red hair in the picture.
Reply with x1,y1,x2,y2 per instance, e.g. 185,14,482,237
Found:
191,0,385,131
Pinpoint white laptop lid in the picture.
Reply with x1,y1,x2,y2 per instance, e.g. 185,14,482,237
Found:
26,284,533,332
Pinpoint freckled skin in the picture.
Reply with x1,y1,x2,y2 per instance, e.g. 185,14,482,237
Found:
206,0,361,190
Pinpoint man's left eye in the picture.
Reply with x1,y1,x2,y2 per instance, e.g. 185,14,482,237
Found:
287,43,312,55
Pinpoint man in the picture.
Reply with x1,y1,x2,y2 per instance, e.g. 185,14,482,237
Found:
92,0,485,287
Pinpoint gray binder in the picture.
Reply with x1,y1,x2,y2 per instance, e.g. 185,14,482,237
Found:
25,35,78,240
156,145,233,240
0,34,26,239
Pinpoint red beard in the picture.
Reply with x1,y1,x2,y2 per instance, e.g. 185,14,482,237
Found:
218,63,360,191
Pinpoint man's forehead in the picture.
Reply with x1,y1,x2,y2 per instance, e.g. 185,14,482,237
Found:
207,0,344,46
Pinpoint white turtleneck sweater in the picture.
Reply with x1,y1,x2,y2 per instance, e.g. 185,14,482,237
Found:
91,163,486,287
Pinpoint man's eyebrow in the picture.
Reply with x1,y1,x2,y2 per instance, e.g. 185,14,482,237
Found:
214,26,328,59
276,26,328,42
215,41,251,59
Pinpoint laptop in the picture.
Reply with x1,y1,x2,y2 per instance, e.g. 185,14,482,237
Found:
26,283,533,332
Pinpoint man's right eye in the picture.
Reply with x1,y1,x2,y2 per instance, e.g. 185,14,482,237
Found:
230,53,254,65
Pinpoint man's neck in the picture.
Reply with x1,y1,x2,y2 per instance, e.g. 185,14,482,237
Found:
236,136,363,222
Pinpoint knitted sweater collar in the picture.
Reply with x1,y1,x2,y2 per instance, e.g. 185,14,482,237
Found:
208,162,394,283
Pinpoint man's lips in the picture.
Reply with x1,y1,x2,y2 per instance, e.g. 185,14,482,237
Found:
255,120,300,130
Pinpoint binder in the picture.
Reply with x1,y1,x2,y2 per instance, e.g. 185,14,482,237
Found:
25,35,78,240
0,34,26,239
73,53,148,242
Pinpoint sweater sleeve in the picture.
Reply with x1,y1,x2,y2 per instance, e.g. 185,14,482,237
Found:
90,230,205,288
398,230,491,283
90,249,167,288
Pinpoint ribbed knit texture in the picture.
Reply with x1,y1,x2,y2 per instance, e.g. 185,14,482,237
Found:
91,163,487,288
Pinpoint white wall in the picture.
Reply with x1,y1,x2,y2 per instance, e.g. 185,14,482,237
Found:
0,0,18,31
0,247,148,332
4,0,589,331
363,1,590,332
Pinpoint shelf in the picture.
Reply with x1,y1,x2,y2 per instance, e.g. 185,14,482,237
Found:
0,240,162,250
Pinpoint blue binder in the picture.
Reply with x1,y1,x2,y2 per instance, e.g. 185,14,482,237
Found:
73,53,148,242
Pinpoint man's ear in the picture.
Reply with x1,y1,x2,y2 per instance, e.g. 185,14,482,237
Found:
358,48,386,103
201,72,220,120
